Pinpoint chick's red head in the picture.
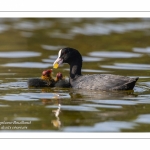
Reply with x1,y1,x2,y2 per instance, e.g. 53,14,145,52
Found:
56,72,63,80
42,69,52,77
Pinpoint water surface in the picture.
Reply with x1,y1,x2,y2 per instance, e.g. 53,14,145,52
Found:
0,18,150,132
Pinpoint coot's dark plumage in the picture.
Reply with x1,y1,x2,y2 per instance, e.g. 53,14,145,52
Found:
27,78,55,87
53,47,139,91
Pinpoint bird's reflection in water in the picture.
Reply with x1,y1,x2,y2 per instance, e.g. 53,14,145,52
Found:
51,104,61,128
40,88,62,128
40,87,138,129
69,88,137,101
42,97,62,129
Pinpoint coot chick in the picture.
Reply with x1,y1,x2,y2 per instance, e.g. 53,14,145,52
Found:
53,47,139,91
55,72,70,88
27,69,55,87
28,69,70,88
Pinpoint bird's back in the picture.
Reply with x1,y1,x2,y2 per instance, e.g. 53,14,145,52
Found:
71,74,138,91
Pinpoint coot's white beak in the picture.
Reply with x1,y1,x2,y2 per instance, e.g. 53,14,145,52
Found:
53,57,63,69
53,49,63,69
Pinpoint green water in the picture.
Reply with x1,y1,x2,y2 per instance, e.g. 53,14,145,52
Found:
0,18,150,132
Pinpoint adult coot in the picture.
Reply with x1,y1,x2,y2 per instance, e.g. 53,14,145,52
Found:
53,47,139,91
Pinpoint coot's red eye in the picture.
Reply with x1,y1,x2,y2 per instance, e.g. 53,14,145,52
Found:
62,52,66,55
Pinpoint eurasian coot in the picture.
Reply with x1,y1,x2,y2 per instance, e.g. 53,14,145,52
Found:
53,47,139,91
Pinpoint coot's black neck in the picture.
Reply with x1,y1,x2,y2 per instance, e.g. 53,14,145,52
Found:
69,52,82,79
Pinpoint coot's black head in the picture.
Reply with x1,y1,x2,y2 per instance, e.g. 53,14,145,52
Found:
53,47,82,68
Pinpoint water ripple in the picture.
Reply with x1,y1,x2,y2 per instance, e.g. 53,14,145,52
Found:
0,82,27,89
41,45,66,50
2,62,52,68
0,51,41,58
87,99,137,105
101,63,150,70
42,59,56,63
64,68,108,73
14,117,40,121
46,105,98,111
133,47,150,53
134,114,150,124
13,20,53,31
139,82,150,88
71,22,150,36
0,24,10,33
0,92,70,101
82,103,122,109
81,69,108,73
0,104,10,107
49,31,75,39
63,121,136,132
83,56,104,62
124,94,150,104
89,51,142,58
